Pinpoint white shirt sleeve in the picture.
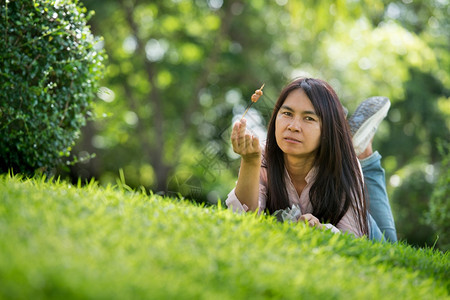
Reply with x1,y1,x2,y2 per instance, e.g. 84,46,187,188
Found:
225,183,268,214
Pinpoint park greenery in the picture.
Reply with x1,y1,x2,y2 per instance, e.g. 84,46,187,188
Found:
0,0,105,174
0,174,448,299
0,0,449,253
73,0,449,249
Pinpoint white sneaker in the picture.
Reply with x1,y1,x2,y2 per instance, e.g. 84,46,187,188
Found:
348,96,391,156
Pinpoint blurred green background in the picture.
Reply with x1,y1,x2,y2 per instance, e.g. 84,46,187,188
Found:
59,0,450,249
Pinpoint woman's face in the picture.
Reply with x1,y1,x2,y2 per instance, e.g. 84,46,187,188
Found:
275,88,322,159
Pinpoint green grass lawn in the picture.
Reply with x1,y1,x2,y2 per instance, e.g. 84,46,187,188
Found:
0,174,448,299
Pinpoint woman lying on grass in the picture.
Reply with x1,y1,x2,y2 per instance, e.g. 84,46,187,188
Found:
226,77,397,241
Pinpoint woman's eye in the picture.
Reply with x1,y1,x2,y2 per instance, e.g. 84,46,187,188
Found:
282,111,292,116
305,116,315,121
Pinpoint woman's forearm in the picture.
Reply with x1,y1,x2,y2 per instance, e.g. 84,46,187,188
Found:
234,157,261,211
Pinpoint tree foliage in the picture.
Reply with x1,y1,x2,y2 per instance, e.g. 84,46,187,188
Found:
69,0,449,248
0,0,105,175
426,140,450,251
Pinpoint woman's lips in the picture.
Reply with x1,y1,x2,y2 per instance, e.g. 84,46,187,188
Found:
284,137,301,143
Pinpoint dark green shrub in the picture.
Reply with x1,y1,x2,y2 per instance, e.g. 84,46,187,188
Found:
0,0,105,175
390,166,437,248
426,140,450,252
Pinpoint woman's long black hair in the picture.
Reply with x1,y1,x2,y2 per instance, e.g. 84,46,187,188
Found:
264,77,368,235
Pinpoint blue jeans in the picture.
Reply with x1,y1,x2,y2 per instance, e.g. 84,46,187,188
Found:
360,151,397,242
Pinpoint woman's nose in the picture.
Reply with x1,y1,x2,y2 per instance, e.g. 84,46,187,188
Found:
287,119,301,132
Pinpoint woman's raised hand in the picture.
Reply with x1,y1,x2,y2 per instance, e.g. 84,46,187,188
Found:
231,119,261,162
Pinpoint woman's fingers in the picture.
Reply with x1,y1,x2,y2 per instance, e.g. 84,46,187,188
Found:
231,120,241,149
251,134,260,149
244,132,253,149
232,119,245,146
231,119,261,157
231,120,245,149
299,214,322,228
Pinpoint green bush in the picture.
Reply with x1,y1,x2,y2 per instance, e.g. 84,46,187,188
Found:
0,0,105,175
426,140,450,251
390,165,437,248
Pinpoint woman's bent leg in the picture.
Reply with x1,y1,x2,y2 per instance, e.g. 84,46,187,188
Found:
360,151,398,242
368,213,383,241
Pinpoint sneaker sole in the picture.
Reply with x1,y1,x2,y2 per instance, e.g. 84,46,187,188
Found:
350,97,390,155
